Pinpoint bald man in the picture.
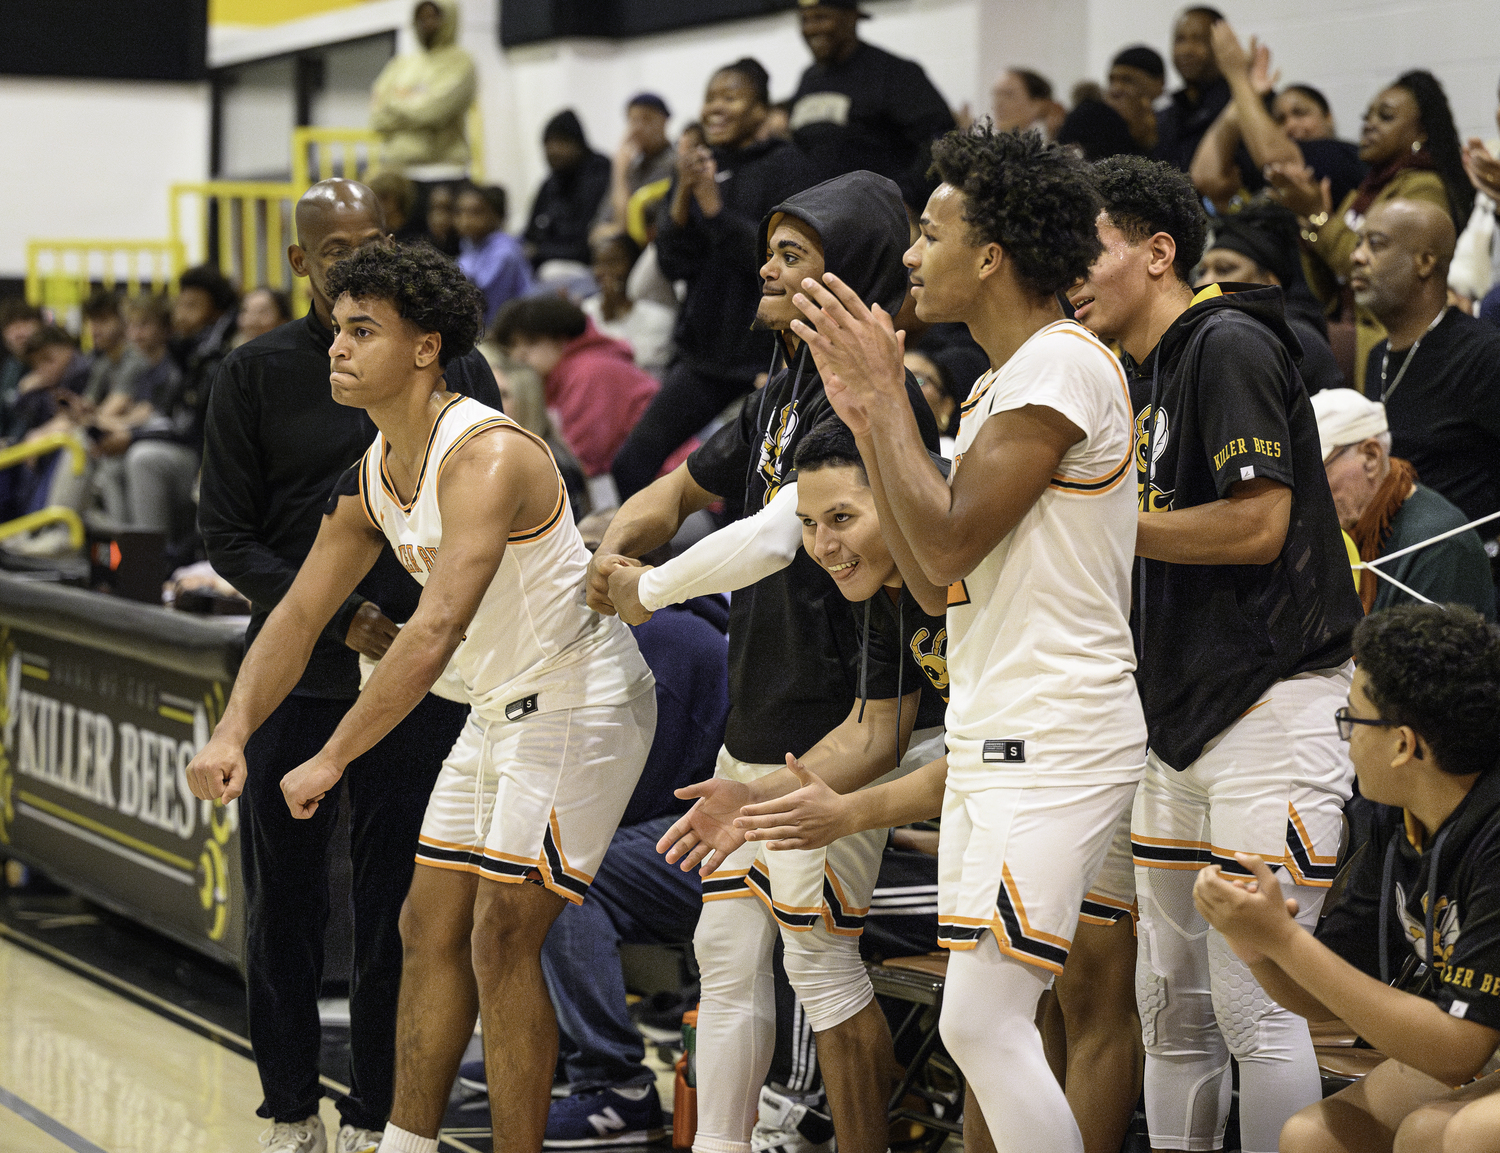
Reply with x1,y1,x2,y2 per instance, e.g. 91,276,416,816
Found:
199,179,502,1153
1352,199,1500,550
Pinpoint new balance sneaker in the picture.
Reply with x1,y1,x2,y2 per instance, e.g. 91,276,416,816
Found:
335,1125,382,1153
260,1114,327,1153
750,1085,835,1153
457,1058,488,1094
543,1083,666,1148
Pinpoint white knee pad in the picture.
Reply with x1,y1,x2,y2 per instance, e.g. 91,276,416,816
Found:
780,923,872,1032
693,898,776,998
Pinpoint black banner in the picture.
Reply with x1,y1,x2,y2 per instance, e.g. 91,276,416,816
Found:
501,0,803,46
0,624,244,970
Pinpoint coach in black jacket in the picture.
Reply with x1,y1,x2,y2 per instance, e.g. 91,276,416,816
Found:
198,180,501,1149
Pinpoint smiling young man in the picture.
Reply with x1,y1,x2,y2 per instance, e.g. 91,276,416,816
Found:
1194,604,1500,1153
187,243,655,1153
589,170,940,1153
783,127,1146,1153
1072,154,1363,1153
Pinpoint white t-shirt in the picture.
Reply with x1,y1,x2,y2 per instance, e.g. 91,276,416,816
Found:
944,320,1146,789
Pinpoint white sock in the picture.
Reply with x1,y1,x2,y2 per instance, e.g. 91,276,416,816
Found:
377,1123,438,1153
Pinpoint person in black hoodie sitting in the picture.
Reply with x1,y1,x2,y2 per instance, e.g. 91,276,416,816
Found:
1070,154,1363,1153
610,57,812,499
588,170,939,1153
1197,604,1500,1153
523,110,612,273
1194,198,1345,393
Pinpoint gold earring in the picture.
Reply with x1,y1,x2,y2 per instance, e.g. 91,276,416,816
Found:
1412,139,1423,153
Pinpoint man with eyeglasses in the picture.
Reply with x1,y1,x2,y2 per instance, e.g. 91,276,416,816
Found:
1195,603,1500,1153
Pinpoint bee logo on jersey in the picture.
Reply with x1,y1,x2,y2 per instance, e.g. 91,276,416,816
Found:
1134,405,1174,512
756,399,800,505
1398,885,1461,967
909,627,949,700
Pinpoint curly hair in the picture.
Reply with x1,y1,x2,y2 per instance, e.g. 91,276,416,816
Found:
1353,604,1500,777
1391,70,1475,230
1092,155,1208,284
325,242,483,367
929,125,1103,297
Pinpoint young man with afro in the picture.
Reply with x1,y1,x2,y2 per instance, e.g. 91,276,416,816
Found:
785,127,1148,1153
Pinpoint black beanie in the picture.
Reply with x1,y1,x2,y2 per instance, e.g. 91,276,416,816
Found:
1206,201,1303,288
543,109,587,147
1111,46,1165,80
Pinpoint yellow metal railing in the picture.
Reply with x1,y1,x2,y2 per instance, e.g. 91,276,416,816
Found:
169,182,303,313
292,126,383,191
0,435,88,551
25,239,185,313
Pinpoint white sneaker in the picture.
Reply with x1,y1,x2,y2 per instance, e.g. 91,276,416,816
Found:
260,1114,327,1153
336,1125,383,1153
750,1086,835,1153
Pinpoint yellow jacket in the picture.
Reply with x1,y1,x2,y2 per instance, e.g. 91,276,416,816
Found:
370,0,476,170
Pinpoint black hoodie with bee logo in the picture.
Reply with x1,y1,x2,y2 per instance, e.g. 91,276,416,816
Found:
1129,283,1362,770
687,170,940,763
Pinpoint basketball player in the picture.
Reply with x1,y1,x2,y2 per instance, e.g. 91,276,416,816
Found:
185,243,655,1153
1069,155,1362,1153
777,127,1147,1153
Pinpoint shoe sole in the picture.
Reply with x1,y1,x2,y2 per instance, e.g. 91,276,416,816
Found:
458,1076,488,1094
543,1128,667,1148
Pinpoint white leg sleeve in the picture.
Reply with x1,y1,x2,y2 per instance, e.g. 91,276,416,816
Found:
940,932,1083,1153
692,897,779,1153
779,920,873,1034
1137,866,1233,1151
1209,882,1326,1153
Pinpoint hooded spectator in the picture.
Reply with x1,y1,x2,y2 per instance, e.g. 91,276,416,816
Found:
370,0,476,173
524,110,613,273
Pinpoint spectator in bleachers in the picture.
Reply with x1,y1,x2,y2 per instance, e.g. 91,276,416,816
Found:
1190,24,1366,214
422,181,461,256
524,110,612,276
581,233,675,378
597,93,675,236
455,183,533,327
369,0,476,174
0,326,90,552
1313,389,1495,619
1193,198,1345,393
787,0,954,208
494,295,670,507
1151,6,1233,174
0,300,42,419
479,347,590,517
1450,78,1500,315
231,286,292,348
1351,198,1500,552
1269,69,1471,390
81,289,146,405
1057,47,1165,162
14,325,89,435
120,294,179,420
610,58,811,498
366,170,423,244
990,69,1062,141
902,350,957,456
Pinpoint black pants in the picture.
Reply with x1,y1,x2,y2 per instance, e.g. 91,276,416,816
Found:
610,360,751,499
242,691,468,1127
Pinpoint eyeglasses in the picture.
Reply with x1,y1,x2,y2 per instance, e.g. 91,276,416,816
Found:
1335,706,1390,741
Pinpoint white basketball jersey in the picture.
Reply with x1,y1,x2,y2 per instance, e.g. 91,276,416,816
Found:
944,320,1146,789
358,395,652,721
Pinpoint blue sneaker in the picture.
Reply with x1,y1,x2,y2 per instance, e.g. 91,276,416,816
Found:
543,1084,666,1148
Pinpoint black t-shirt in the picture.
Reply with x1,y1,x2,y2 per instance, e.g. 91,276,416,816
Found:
791,41,955,207
687,354,940,762
1367,308,1500,527
1131,287,1361,769
859,584,949,736
1318,770,1500,1035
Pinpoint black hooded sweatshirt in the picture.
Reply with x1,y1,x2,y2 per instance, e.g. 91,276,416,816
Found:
1129,284,1362,770
655,137,813,386
1318,768,1500,1036
687,171,941,763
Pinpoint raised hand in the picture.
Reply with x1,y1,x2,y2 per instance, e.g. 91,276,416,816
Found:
1463,138,1500,201
789,272,908,435
1266,161,1331,220
655,777,753,874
